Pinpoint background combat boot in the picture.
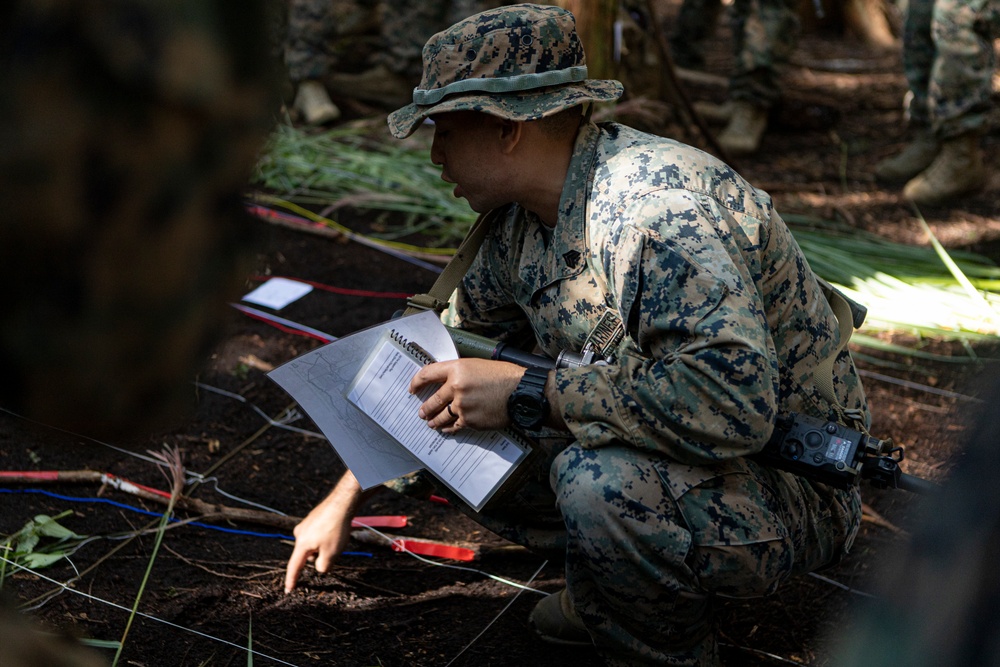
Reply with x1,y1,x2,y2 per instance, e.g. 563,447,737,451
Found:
293,80,341,125
902,133,985,206
874,129,939,183
717,101,768,156
692,100,733,125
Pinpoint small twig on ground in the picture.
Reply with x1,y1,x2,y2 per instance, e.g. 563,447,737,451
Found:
162,545,284,581
861,502,907,536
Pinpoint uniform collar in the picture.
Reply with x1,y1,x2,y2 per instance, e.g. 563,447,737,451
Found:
517,122,602,291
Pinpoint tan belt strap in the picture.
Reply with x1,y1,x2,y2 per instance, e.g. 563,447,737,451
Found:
403,209,498,317
814,277,867,427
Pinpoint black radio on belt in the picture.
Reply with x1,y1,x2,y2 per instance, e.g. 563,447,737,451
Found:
756,412,937,494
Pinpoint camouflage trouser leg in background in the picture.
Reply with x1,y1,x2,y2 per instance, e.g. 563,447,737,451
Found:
546,444,857,666
903,0,999,138
728,0,801,107
378,0,494,82
284,0,337,83
667,0,725,69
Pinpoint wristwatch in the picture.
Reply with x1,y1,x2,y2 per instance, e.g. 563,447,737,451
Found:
507,366,550,430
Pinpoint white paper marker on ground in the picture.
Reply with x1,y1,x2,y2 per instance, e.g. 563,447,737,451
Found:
242,277,313,310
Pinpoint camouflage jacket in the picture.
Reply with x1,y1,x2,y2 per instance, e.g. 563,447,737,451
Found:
443,121,869,465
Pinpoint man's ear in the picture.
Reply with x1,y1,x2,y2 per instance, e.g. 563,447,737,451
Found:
496,118,523,155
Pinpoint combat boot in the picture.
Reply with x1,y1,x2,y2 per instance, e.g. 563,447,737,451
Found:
716,101,768,156
874,129,939,183
529,588,591,646
293,80,341,125
902,133,985,206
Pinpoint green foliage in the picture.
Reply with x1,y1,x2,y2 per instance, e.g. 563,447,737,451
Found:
1,511,87,587
786,214,1000,344
254,123,475,246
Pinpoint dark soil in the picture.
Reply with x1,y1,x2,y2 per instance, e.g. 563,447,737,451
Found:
3,8,1000,667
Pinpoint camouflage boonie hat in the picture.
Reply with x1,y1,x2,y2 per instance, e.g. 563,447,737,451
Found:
387,3,623,139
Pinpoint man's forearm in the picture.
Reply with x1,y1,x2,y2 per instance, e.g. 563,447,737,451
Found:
326,469,380,512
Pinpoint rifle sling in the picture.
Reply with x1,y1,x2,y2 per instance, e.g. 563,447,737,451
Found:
403,209,497,316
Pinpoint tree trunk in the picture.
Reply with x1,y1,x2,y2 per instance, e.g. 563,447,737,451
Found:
551,0,618,80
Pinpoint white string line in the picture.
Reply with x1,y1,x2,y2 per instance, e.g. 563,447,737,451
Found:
3,396,553,599
230,303,338,343
5,528,548,666
193,476,289,516
807,571,876,598
444,559,549,667
857,368,983,403
15,517,256,613
0,554,303,667
193,382,327,439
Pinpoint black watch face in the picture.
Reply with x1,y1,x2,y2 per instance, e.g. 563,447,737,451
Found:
511,394,545,427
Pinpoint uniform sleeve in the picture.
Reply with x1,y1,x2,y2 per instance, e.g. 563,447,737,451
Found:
553,197,780,464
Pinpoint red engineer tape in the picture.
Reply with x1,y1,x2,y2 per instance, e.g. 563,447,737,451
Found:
351,515,408,529
390,539,476,562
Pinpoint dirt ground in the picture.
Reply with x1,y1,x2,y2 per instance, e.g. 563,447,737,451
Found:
2,7,1000,667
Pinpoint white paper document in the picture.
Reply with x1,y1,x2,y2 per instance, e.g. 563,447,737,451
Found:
268,311,530,510
268,311,454,488
345,330,529,511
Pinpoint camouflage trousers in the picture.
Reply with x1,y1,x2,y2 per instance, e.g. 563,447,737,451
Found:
282,0,493,86
284,0,338,82
668,0,800,107
282,0,383,83
902,0,999,138
377,0,493,81
458,441,862,666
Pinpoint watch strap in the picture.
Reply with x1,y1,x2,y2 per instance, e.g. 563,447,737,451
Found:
517,366,549,392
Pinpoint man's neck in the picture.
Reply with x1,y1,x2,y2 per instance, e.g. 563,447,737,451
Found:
518,139,576,228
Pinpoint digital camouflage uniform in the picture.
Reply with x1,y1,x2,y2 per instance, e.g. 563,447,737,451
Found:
901,0,999,138
378,0,497,82
440,121,868,666
667,0,800,107
0,0,278,438
284,0,341,83
282,0,380,83
384,6,868,665
281,0,496,88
